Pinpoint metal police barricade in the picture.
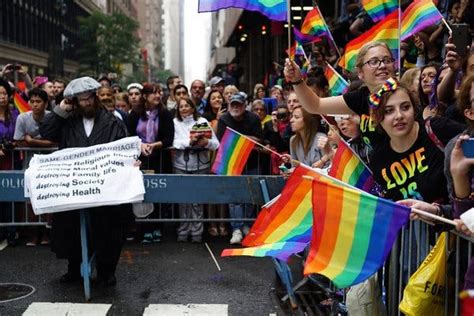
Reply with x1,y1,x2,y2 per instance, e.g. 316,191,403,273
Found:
386,219,474,316
0,170,284,301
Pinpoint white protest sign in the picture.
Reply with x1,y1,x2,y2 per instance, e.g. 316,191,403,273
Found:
24,136,145,215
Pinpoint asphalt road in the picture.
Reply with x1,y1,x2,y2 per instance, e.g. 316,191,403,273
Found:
0,230,282,316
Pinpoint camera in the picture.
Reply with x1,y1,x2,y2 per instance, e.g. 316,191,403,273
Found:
0,138,14,151
276,112,288,120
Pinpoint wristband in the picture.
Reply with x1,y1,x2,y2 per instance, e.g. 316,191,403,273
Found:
290,78,304,85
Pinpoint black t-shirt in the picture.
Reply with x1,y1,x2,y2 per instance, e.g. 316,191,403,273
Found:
369,117,464,203
343,87,387,149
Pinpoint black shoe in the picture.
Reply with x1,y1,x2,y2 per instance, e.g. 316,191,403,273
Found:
59,272,82,283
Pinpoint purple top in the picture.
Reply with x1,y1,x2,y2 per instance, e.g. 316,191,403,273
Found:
0,107,18,140
136,109,159,144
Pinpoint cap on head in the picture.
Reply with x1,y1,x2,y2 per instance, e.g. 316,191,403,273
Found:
209,76,224,86
230,92,246,105
63,76,101,98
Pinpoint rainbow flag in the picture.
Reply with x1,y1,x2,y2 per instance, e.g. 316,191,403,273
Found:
13,92,31,113
222,241,307,261
324,64,349,96
300,6,330,39
286,41,305,60
198,0,287,21
304,179,410,288
242,165,315,247
362,0,398,23
293,27,321,45
329,139,374,192
401,0,443,41
211,127,255,175
338,9,399,71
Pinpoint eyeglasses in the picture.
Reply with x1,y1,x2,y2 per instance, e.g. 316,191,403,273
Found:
363,57,395,68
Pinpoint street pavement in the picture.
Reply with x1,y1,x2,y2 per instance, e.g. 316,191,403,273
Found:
0,229,282,316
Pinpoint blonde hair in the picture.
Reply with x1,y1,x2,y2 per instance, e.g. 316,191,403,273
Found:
355,41,394,71
223,85,238,96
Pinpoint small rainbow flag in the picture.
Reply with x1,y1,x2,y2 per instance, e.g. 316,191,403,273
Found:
324,63,349,96
286,41,306,60
300,6,330,39
222,241,307,261
329,139,374,192
198,0,287,21
293,27,322,45
401,0,443,41
212,127,255,175
338,9,399,71
304,179,410,288
362,0,398,23
13,92,31,114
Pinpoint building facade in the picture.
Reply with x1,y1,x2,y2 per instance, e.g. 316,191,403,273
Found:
0,0,102,79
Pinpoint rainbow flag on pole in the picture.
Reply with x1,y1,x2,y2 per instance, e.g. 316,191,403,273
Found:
293,27,322,45
401,0,443,41
304,179,410,288
212,127,255,175
286,41,306,60
222,241,308,261
300,6,330,39
324,63,349,96
329,139,374,192
338,9,399,71
198,0,287,21
13,92,31,113
242,165,319,247
362,0,398,23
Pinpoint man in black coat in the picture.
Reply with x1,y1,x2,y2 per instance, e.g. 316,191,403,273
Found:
40,77,130,286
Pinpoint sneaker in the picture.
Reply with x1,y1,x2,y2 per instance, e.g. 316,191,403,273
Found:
26,236,38,247
152,230,161,242
230,229,243,245
242,225,250,236
141,233,153,244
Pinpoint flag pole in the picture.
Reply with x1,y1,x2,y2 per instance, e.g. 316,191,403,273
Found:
398,4,401,80
315,5,341,57
441,17,453,35
287,0,291,57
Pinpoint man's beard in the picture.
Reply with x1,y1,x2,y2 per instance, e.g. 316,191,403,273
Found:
79,102,98,119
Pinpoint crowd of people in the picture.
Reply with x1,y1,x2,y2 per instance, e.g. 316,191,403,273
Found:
0,3,472,312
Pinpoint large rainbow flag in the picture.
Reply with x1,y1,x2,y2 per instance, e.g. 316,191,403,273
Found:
300,6,330,39
329,139,374,192
401,0,443,41
324,63,349,96
362,0,398,23
242,165,319,247
222,241,308,261
198,0,287,21
304,179,410,288
222,165,339,261
13,92,31,113
338,9,399,71
212,127,255,175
